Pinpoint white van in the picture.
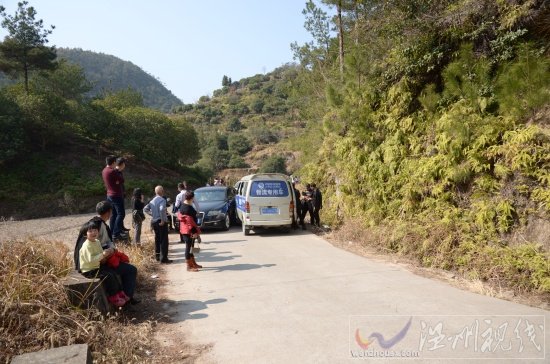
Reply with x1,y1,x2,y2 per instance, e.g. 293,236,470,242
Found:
234,173,295,235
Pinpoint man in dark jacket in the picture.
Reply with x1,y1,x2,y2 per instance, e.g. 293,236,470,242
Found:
292,182,303,229
311,183,323,227
74,201,116,272
300,184,314,228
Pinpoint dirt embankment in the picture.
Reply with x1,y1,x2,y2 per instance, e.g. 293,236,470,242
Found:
0,212,95,246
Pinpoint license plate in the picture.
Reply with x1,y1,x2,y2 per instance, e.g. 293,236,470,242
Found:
261,207,279,214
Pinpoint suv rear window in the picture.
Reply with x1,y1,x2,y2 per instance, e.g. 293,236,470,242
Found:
250,180,289,197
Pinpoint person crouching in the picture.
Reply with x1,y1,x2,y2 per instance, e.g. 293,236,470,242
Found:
177,191,202,272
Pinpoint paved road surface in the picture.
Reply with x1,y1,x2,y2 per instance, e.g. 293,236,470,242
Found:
161,227,549,364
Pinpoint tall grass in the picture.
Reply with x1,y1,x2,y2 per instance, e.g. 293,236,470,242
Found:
0,238,158,363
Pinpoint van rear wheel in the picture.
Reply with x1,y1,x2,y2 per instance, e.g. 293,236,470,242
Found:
242,222,250,236
281,225,291,234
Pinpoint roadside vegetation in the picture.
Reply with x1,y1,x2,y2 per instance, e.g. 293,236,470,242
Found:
290,0,550,295
0,238,160,363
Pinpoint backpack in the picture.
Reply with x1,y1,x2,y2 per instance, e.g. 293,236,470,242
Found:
132,209,145,224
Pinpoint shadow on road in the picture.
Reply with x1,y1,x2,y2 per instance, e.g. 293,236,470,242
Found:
251,228,315,237
202,239,247,244
157,297,227,322
168,248,242,263
202,263,276,272
196,250,242,262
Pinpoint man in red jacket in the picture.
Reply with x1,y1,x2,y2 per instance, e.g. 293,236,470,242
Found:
102,155,127,240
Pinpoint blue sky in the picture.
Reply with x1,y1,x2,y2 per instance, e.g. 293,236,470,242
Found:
0,0,315,103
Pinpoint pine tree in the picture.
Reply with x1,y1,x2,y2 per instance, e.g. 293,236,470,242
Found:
0,1,57,94
222,75,230,86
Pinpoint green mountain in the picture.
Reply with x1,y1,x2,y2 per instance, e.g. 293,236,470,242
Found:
56,48,182,112
173,64,305,175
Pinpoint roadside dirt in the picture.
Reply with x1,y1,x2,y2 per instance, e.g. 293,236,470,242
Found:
314,227,550,311
0,212,95,246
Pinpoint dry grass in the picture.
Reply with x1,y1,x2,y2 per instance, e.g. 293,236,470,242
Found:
0,238,160,363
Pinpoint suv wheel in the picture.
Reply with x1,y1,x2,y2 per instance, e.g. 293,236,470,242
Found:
223,214,231,231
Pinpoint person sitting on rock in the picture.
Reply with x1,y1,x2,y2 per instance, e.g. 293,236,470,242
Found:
74,201,140,305
78,221,127,307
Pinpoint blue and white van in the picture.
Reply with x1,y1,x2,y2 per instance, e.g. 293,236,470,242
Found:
234,173,295,235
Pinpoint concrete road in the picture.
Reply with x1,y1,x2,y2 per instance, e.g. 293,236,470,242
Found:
161,227,549,364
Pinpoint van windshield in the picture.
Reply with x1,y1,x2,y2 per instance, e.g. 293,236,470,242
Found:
250,181,289,197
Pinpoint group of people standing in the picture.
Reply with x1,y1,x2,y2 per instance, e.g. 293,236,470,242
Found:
75,158,325,307
74,156,210,308
137,181,203,272
294,183,323,229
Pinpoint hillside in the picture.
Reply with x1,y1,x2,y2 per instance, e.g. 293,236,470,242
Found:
286,1,550,295
173,64,307,178
0,61,202,219
0,138,204,220
56,48,182,112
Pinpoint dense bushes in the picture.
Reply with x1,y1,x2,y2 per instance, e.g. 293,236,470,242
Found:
0,92,25,164
259,155,287,174
294,1,550,293
303,46,550,293
0,81,199,170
